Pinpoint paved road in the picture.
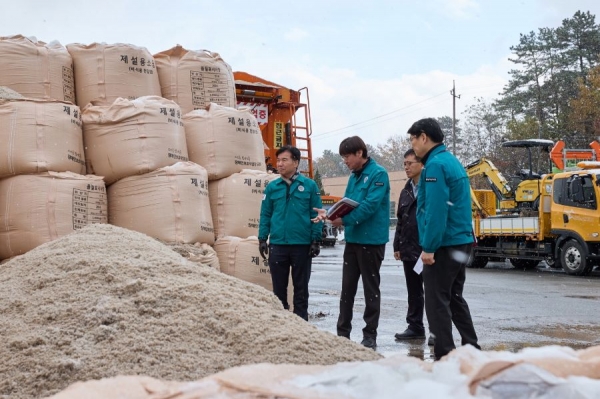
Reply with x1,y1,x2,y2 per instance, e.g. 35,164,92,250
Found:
308,232,600,359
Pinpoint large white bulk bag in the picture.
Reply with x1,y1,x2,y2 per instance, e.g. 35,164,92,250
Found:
108,162,214,245
82,96,188,185
67,42,161,108
214,236,271,290
209,170,279,239
214,236,292,307
154,45,236,114
0,35,75,103
0,99,85,178
183,103,265,180
0,172,107,259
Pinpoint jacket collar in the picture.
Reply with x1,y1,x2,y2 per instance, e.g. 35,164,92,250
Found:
352,157,372,178
421,143,446,165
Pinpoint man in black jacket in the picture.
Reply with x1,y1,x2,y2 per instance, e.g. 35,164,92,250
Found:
393,149,434,345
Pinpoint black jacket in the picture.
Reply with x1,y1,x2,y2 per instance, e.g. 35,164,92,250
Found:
393,179,421,261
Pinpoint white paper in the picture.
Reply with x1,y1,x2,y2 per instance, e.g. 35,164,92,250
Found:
413,257,423,274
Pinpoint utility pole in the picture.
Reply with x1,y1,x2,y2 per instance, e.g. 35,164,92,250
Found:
450,80,461,155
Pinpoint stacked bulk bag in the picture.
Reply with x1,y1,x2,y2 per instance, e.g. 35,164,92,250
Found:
214,236,293,306
0,35,75,103
154,45,236,114
209,169,279,239
183,103,265,180
0,99,85,178
0,172,107,259
108,162,214,245
214,236,271,290
67,42,161,108
81,96,188,185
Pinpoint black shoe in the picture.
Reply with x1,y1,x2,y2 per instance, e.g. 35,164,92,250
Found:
361,337,377,349
394,328,425,340
428,334,436,346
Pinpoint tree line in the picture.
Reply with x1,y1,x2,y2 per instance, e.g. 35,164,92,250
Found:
314,11,600,181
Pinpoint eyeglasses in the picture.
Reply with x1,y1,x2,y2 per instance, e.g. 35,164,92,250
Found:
403,161,420,167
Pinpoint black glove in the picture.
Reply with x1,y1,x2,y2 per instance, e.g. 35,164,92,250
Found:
309,241,321,258
259,240,269,260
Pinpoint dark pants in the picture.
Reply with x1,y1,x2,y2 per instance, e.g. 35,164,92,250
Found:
402,260,425,334
268,244,312,320
422,244,480,360
337,243,386,339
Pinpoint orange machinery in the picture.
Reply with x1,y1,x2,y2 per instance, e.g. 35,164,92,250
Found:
233,71,314,178
550,140,600,170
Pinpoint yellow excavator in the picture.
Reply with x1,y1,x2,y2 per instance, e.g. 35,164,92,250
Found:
466,139,554,214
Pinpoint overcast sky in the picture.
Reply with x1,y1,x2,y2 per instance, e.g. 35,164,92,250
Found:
2,0,600,157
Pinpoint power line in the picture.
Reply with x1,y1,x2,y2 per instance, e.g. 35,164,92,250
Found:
313,90,448,138
314,97,450,139
312,82,506,141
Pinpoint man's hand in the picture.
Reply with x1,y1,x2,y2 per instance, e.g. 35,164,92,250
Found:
421,251,435,265
259,240,269,260
311,208,327,223
394,251,401,261
331,218,343,227
309,241,321,258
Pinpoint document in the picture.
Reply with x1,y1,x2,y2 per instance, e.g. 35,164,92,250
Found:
413,257,424,274
326,197,359,220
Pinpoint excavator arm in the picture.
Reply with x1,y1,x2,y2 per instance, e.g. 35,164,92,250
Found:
466,158,513,201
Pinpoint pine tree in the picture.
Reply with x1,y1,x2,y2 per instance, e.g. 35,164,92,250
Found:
313,168,328,195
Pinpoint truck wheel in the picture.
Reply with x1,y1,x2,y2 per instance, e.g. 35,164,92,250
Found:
560,239,592,276
467,256,488,268
509,258,539,270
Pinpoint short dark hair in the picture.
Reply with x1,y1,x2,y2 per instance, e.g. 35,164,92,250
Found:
403,148,421,162
407,118,444,143
276,145,301,161
339,136,368,158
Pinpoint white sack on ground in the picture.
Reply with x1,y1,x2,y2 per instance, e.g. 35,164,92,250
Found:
0,99,85,178
154,45,236,114
208,170,278,239
184,103,265,180
67,42,161,108
43,345,600,399
0,172,106,260
82,96,188,185
108,162,214,245
0,35,75,102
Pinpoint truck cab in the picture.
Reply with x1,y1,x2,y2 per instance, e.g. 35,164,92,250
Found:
549,165,600,275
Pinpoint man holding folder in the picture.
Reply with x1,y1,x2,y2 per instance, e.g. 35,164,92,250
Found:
313,136,390,349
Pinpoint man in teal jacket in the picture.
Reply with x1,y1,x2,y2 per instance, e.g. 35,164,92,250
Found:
258,145,323,321
314,136,390,349
408,118,480,360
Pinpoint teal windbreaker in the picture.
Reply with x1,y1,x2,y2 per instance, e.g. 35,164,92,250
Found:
258,173,323,244
416,144,474,253
341,158,390,245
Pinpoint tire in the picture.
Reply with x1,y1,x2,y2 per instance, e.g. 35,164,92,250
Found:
560,239,592,276
509,258,539,270
467,256,488,268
